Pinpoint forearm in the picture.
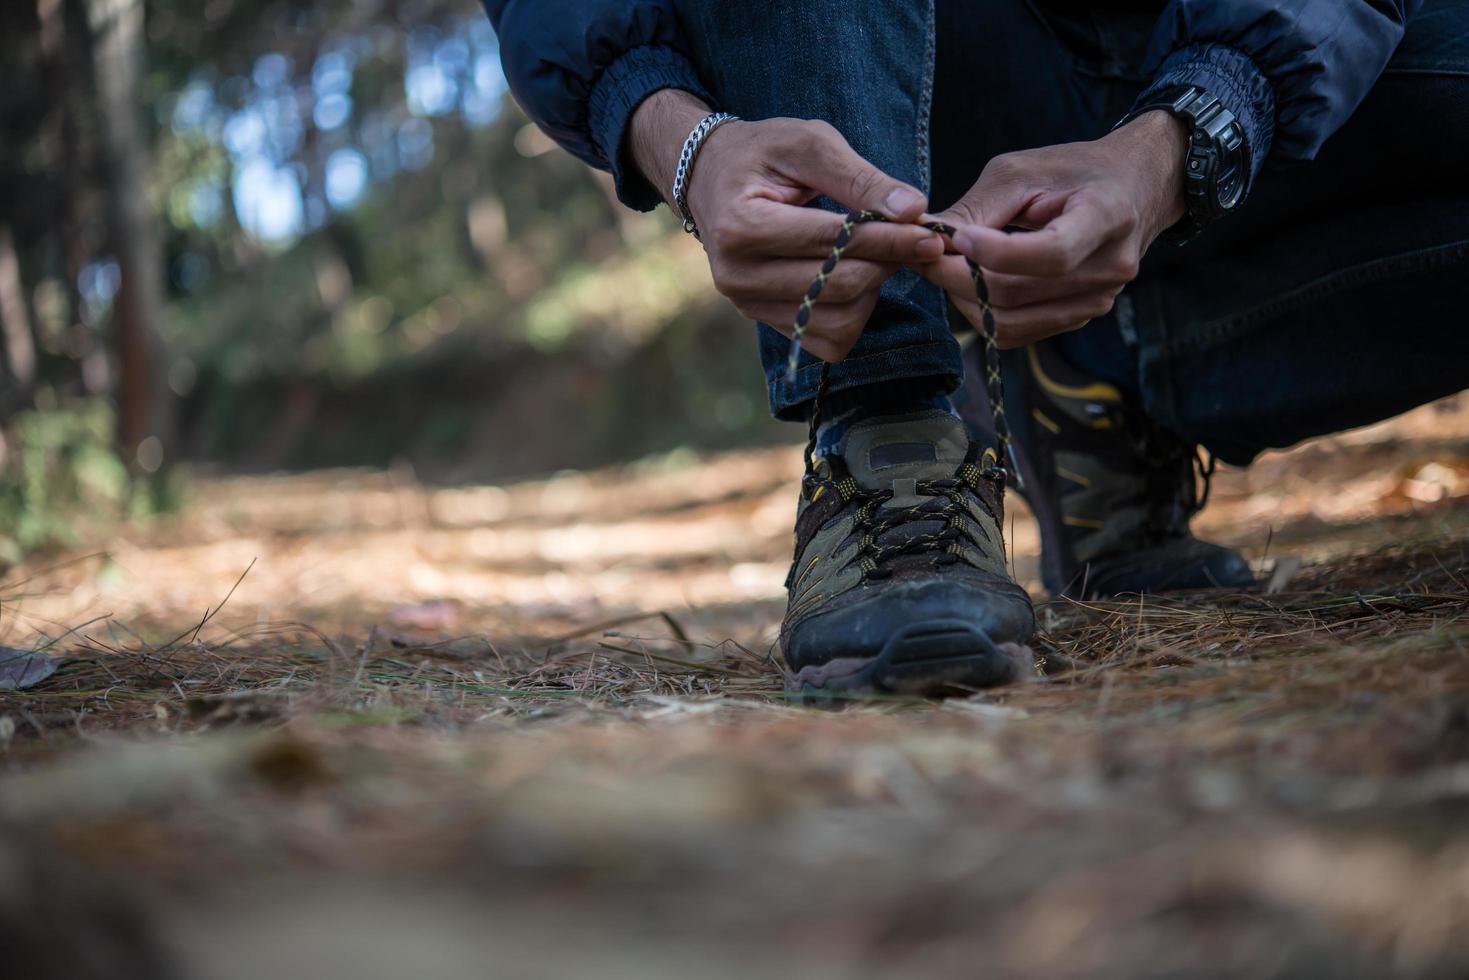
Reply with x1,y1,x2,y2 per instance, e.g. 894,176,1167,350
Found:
628,89,714,209
1105,109,1189,241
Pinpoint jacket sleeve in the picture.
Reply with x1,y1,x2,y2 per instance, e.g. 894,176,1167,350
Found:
1132,1,1422,191
482,0,713,211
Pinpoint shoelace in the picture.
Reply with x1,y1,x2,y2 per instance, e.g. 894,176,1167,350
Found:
1126,408,1217,538
852,478,973,578
791,211,1011,485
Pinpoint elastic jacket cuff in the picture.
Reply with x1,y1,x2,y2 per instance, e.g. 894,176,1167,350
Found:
587,44,713,212
1133,42,1277,190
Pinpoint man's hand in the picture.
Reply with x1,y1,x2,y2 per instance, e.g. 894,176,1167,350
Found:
918,111,1188,348
630,90,944,362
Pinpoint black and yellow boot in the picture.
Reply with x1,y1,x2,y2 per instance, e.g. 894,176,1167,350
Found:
780,411,1036,700
958,339,1255,599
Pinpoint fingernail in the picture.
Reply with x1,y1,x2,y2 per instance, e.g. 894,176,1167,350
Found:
885,187,924,216
954,228,980,254
914,235,944,258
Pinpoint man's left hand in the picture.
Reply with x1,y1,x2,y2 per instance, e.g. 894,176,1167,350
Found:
916,110,1188,348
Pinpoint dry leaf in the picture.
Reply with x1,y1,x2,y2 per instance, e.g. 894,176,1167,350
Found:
0,647,59,691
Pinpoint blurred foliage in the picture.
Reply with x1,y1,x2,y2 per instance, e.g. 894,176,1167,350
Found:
0,395,131,564
0,0,781,525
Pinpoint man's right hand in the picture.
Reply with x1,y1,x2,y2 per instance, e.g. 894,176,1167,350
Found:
630,89,942,363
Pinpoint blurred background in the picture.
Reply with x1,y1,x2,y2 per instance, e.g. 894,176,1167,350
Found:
5,6,1469,976
0,0,784,567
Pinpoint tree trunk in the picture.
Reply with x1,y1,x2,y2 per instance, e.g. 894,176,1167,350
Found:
84,0,172,464
0,226,37,402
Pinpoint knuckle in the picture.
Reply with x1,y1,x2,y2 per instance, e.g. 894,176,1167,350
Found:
1035,254,1070,278
987,282,1020,307
808,119,840,141
847,167,884,206
823,277,860,304
704,221,735,254
982,152,1023,182
798,119,840,151
709,215,753,253
1113,257,1140,282
1054,243,1088,275
706,255,734,284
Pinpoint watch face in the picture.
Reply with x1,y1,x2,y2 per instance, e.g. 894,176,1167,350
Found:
1216,160,1245,211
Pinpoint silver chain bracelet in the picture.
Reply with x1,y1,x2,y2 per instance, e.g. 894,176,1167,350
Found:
671,111,738,240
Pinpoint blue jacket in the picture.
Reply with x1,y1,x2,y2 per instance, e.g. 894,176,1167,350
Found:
482,1,1421,211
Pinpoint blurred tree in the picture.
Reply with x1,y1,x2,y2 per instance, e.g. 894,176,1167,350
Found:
88,0,171,465
0,0,776,519
0,227,37,401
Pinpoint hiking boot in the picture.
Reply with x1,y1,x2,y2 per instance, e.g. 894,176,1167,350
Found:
958,339,1254,599
780,411,1035,700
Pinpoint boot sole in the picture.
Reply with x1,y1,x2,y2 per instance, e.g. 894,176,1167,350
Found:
784,619,1033,705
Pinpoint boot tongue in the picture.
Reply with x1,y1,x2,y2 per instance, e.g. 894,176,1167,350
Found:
839,411,969,491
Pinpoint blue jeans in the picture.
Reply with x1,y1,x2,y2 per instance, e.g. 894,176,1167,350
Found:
673,0,1469,465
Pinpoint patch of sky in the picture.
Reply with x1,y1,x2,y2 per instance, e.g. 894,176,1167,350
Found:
312,50,354,96
407,62,457,117
233,157,304,243
190,183,224,228
251,52,292,91
314,93,353,131
467,52,508,129
468,18,497,50
79,260,121,306
433,36,470,73
326,148,369,210
170,80,216,134
405,25,441,63
222,107,268,158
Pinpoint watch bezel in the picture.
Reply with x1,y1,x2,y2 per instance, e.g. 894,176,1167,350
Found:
1123,84,1251,242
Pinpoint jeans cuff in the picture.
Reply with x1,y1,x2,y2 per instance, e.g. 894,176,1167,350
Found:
766,338,963,421
587,45,714,213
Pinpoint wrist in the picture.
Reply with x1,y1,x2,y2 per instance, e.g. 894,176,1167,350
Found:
630,89,713,207
1109,109,1189,239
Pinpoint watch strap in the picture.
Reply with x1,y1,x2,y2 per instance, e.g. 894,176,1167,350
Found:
1120,85,1249,244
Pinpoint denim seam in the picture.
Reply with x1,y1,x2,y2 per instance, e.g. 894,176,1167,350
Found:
917,0,935,191
1169,237,1469,357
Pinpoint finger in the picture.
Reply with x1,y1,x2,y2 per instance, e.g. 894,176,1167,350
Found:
783,122,927,220
930,156,1038,231
743,295,876,362
991,290,1120,348
984,269,1118,309
720,258,896,305
742,297,872,339
729,203,944,262
954,198,1115,277
911,254,977,297
914,254,1109,314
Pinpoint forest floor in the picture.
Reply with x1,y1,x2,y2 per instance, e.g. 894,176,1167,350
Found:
4,396,1469,979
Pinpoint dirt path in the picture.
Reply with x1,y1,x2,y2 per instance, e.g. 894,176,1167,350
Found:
3,398,1469,979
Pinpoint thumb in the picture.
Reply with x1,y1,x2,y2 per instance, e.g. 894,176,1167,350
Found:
933,171,1032,235
788,122,927,220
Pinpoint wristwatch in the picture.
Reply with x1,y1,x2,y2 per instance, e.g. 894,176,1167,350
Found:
1121,85,1249,244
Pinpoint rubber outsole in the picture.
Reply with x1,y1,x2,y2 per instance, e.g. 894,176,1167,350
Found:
783,619,1033,705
